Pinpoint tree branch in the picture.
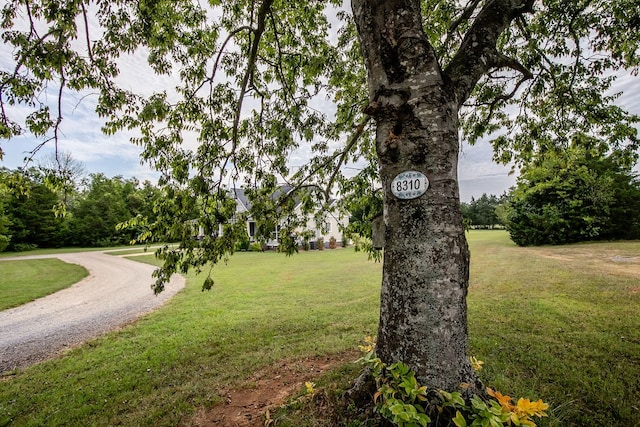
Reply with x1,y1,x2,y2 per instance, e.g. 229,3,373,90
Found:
268,11,295,104
210,26,252,89
469,71,532,127
323,116,372,201
53,69,67,158
215,0,274,188
231,0,274,149
289,115,371,202
447,0,483,37
444,0,535,104
80,2,94,63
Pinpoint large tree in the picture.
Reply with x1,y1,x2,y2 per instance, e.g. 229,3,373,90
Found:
1,0,638,399
506,140,640,246
1,168,65,249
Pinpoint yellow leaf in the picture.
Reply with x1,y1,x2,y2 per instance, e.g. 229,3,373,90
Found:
530,399,549,417
358,335,377,353
469,356,484,371
510,412,520,425
305,381,315,394
516,398,538,417
487,387,514,412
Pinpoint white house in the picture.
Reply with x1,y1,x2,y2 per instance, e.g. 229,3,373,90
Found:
229,186,348,248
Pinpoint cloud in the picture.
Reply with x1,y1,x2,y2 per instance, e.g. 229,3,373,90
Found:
457,139,516,201
613,72,640,115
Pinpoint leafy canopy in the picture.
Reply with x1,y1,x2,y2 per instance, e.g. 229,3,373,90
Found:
1,0,638,290
505,140,640,246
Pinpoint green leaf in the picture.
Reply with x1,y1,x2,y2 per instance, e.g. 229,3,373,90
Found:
202,276,214,291
453,410,468,427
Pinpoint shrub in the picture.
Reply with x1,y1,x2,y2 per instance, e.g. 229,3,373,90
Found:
0,234,9,252
10,242,38,252
299,230,315,251
249,242,263,252
316,237,324,250
329,236,337,249
234,232,250,251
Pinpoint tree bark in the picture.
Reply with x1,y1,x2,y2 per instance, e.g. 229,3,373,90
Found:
352,0,481,392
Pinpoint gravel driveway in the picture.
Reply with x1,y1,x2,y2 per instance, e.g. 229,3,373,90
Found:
0,251,185,372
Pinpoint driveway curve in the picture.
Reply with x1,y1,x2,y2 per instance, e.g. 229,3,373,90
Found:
0,251,185,372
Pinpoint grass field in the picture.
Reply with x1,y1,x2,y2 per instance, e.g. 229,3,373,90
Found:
1,231,638,426
0,243,169,259
0,258,88,310
466,233,640,426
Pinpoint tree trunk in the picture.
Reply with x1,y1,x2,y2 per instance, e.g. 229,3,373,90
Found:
352,0,481,392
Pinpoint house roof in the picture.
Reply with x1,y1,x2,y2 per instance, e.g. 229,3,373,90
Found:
230,188,252,211
270,184,295,203
230,184,297,211
230,184,339,213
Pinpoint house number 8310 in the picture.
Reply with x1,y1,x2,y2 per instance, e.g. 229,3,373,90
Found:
390,171,429,200
396,178,420,192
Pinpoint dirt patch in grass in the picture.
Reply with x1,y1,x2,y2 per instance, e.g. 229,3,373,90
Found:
190,350,359,427
521,246,640,281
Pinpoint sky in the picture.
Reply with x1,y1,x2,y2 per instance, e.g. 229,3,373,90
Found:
1,8,639,202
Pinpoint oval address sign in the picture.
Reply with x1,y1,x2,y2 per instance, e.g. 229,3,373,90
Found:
391,171,429,200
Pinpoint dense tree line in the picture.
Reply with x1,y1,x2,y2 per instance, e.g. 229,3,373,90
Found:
0,167,163,251
0,176,11,252
503,143,640,246
460,194,506,229
457,144,640,246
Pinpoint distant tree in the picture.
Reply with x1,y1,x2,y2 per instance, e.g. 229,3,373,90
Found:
0,174,10,252
494,196,512,227
37,151,86,207
116,179,166,243
0,218,8,252
505,141,640,246
461,193,503,228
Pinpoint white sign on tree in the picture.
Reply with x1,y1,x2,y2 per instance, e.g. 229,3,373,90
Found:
391,171,429,200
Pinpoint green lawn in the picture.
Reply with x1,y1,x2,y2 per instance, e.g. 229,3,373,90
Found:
1,232,638,426
0,259,88,310
0,243,169,259
467,233,640,426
